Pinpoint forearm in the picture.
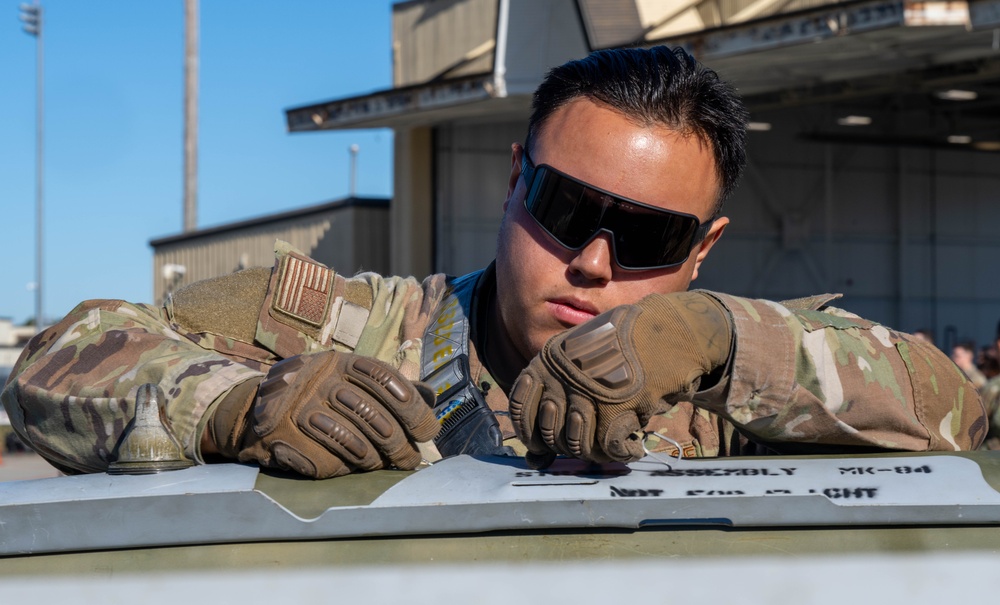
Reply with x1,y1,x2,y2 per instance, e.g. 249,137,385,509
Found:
0,299,264,473
695,292,985,452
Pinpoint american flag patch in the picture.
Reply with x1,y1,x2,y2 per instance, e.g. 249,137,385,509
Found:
274,255,332,327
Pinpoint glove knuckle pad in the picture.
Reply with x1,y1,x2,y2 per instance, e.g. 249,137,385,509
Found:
509,374,541,433
539,400,561,448
565,410,586,457
351,357,412,402
252,377,299,436
334,388,394,439
560,308,633,389
266,355,307,382
307,412,371,460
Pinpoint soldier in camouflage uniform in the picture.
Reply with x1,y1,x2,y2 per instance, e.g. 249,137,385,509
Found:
982,379,1000,450
1,47,986,478
979,322,1000,450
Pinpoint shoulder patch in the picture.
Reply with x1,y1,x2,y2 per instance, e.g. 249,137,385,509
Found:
273,254,333,327
780,293,843,312
344,280,374,310
170,266,271,343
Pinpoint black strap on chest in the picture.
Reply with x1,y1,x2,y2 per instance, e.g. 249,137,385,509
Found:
420,272,514,457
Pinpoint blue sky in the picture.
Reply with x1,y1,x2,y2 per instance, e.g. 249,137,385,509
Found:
1,1,397,325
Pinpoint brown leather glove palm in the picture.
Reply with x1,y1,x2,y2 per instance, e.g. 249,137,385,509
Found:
509,291,732,468
209,351,439,478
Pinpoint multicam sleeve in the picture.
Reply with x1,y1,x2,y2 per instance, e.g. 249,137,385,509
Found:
697,292,987,452
0,299,264,473
251,242,451,382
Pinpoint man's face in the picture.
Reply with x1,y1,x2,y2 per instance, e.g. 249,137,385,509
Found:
952,346,974,369
494,98,728,362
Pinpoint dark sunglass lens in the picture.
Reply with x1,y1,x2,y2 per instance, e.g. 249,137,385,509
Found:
528,169,604,248
611,202,699,268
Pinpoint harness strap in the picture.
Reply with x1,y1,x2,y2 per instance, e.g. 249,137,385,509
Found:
421,272,514,457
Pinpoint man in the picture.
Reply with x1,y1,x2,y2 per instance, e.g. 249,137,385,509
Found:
951,340,987,390
1,47,985,478
979,322,1000,449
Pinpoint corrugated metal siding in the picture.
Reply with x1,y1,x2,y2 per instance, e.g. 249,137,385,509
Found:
503,0,592,95
152,205,388,305
391,127,434,278
393,0,499,87
434,121,523,275
577,0,851,48
577,0,646,48
697,104,1000,349
351,208,392,274
428,106,1000,348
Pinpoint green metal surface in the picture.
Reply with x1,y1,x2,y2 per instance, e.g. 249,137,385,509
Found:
959,450,1000,491
3,524,1000,576
253,465,413,515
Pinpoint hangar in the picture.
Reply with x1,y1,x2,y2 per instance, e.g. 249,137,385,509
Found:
286,0,1000,349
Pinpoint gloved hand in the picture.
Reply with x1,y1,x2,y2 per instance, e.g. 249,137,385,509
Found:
509,291,732,468
208,351,440,478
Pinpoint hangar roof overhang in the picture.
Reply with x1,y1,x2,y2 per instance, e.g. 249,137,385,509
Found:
285,73,532,132
285,0,1000,147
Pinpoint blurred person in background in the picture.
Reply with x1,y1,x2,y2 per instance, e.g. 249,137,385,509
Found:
978,346,999,381
980,322,1000,449
952,340,987,390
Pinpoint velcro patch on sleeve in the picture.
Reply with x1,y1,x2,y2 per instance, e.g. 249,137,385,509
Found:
332,300,370,349
273,254,333,328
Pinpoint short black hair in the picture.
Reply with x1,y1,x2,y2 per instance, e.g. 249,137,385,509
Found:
526,46,748,211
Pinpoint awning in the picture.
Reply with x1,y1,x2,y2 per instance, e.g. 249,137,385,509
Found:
285,0,1000,132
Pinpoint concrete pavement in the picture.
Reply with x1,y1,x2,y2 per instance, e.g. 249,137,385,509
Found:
0,451,62,482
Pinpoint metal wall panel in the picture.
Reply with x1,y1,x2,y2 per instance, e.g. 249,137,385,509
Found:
391,127,434,277
431,106,1000,349
434,121,522,275
351,208,392,275
504,0,592,95
698,104,1000,350
578,0,848,48
152,205,389,305
392,0,498,87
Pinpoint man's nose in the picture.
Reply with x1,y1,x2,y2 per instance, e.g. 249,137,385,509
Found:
567,232,615,283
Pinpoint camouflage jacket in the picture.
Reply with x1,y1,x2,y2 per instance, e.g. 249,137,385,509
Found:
1,242,985,473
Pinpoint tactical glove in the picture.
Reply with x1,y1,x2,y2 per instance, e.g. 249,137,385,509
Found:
208,351,440,479
509,291,732,468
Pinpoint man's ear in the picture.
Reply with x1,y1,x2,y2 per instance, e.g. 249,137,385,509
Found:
690,216,729,282
504,142,525,212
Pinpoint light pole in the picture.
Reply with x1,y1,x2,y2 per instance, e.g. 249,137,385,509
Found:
183,0,199,232
349,144,359,196
19,1,44,329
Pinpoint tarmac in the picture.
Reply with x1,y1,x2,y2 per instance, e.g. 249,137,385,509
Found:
0,451,62,482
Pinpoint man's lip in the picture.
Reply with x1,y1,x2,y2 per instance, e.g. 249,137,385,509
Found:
548,297,600,316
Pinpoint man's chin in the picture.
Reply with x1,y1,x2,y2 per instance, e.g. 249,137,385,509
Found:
527,329,567,357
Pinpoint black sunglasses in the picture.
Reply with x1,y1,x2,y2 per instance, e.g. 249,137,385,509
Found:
520,151,714,271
